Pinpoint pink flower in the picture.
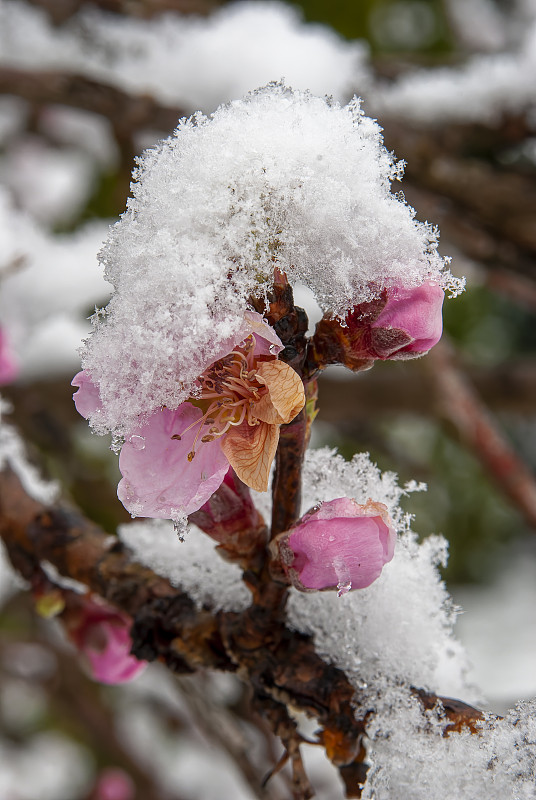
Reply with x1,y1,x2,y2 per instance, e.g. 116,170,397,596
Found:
64,596,146,684
274,497,396,593
0,327,18,385
347,281,444,361
106,313,304,519
93,769,135,800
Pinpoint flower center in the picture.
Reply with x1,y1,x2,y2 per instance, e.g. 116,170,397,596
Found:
171,334,269,460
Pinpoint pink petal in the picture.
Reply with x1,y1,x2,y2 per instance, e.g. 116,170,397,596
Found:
372,281,444,357
209,310,283,365
71,370,103,418
118,403,229,519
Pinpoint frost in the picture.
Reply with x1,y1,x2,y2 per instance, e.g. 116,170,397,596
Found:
0,0,369,111
81,85,457,435
118,519,251,612
362,694,536,800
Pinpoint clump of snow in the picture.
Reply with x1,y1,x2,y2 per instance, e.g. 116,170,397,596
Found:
118,519,251,612
446,0,510,52
81,84,458,435
362,692,536,800
0,189,111,378
284,448,471,700
0,0,369,112
373,17,536,124
0,731,92,800
3,136,95,227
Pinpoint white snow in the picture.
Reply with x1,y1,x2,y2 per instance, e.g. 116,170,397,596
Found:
118,518,251,612
80,84,458,435
0,0,369,111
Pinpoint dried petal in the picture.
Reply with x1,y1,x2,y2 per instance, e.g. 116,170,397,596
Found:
254,360,305,424
221,420,279,492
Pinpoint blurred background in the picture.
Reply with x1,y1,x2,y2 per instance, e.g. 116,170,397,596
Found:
1,0,535,797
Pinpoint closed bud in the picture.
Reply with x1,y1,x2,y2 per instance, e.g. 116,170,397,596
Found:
272,497,396,595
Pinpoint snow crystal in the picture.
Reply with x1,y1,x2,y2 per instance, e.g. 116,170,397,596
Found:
81,84,457,435
362,693,536,800
118,519,251,612
0,0,369,111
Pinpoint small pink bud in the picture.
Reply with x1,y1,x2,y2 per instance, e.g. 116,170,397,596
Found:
71,370,103,418
189,467,263,542
346,281,444,361
63,596,146,685
0,327,18,385
275,497,396,593
93,768,135,800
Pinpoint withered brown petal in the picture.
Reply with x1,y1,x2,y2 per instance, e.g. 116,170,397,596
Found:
254,360,305,425
221,421,279,492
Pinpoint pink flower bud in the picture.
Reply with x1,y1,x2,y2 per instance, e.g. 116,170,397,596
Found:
275,497,396,594
0,327,18,385
93,769,135,800
347,281,444,361
64,596,146,684
189,467,263,543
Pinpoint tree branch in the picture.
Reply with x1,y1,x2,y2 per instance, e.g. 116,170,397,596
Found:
0,464,488,797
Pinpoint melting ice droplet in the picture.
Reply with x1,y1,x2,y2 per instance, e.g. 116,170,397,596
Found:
129,435,146,451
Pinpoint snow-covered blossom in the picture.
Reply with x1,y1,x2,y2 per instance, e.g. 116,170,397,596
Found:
63,596,146,685
0,327,17,384
79,84,459,437
274,497,396,594
74,313,304,519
